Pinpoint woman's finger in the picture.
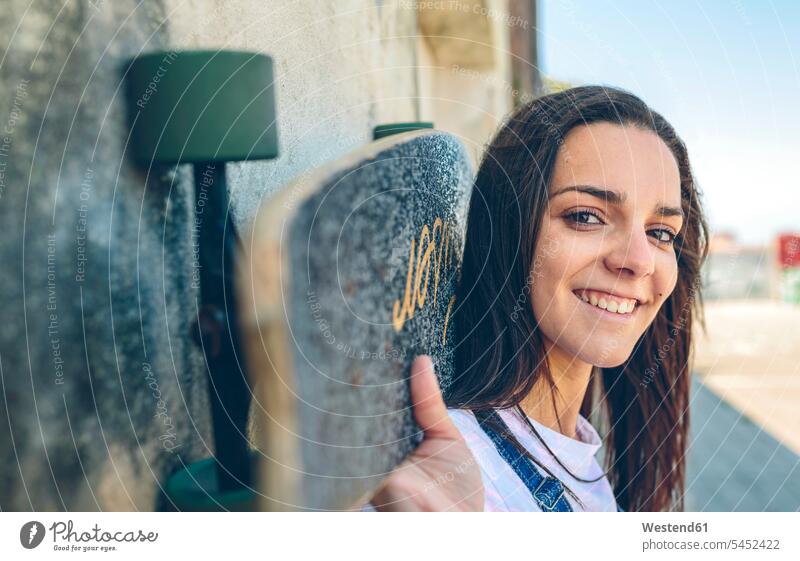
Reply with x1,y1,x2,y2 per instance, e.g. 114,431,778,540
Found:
409,355,461,441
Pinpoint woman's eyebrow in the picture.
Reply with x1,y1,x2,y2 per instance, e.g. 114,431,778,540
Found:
656,205,685,220
550,184,625,205
551,184,685,220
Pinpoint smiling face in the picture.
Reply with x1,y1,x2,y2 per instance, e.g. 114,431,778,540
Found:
530,122,684,368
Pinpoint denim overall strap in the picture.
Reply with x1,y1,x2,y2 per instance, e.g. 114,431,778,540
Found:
475,410,573,512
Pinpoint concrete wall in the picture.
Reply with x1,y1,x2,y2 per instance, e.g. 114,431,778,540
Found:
1,0,205,511
416,0,516,161
0,0,519,510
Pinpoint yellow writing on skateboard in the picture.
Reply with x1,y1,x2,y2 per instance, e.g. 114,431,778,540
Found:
392,217,456,341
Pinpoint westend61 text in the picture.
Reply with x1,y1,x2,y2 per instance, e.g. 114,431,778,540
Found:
642,522,708,532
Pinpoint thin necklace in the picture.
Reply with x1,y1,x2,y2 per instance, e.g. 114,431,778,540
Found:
514,405,610,484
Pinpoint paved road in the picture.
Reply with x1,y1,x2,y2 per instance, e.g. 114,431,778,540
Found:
695,300,800,454
685,378,800,511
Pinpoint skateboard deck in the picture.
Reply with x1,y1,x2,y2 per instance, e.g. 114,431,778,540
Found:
240,130,473,510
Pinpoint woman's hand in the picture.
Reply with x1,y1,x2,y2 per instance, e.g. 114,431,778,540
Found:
369,355,484,511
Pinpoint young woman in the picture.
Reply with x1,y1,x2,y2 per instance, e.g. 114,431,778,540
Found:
370,86,708,512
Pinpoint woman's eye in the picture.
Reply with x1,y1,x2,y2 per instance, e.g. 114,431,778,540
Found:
649,228,675,244
566,210,603,225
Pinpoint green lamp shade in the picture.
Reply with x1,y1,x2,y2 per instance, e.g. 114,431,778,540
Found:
373,121,434,140
126,50,278,164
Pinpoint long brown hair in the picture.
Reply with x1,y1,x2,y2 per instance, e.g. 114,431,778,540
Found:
446,86,709,512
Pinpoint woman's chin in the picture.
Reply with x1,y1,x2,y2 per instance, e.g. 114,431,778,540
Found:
575,347,634,369
592,357,629,369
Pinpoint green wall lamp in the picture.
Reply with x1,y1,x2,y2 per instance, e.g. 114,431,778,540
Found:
125,50,278,510
373,121,434,140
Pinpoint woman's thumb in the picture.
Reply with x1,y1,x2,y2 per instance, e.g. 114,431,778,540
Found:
409,355,461,440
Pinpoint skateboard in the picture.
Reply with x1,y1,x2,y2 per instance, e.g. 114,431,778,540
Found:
240,129,473,510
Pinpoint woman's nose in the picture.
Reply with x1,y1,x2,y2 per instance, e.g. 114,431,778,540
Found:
603,228,656,278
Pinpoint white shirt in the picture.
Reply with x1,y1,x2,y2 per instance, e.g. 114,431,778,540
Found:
447,407,618,512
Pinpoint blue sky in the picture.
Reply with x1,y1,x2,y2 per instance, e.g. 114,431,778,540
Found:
540,0,800,244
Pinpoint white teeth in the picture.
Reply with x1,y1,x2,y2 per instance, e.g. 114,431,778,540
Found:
578,290,636,315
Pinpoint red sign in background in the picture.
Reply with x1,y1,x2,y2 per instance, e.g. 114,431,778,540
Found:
777,234,800,269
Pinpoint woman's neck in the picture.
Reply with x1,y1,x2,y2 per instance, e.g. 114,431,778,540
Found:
518,341,593,440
